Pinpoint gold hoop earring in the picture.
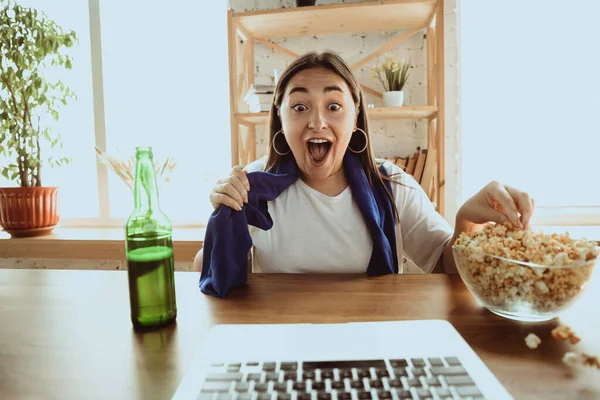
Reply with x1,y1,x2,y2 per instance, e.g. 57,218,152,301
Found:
272,130,290,156
348,128,368,154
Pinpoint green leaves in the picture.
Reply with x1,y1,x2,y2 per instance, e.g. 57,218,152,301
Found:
49,156,70,168
370,56,412,92
0,0,77,187
1,164,19,181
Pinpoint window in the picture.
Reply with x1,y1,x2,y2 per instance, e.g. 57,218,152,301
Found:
459,0,600,225
2,0,231,227
98,0,231,225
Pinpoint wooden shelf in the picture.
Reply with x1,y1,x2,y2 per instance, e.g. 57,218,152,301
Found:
228,0,446,215
367,105,438,119
236,106,438,125
234,0,437,39
237,112,271,125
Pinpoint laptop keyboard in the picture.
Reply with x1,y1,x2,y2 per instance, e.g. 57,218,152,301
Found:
198,358,485,400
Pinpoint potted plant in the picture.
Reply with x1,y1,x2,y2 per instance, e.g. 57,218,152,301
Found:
370,55,411,107
0,1,77,237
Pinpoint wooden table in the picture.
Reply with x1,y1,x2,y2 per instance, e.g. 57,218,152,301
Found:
0,269,599,400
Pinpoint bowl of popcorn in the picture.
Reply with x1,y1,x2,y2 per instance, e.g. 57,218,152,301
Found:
452,223,599,322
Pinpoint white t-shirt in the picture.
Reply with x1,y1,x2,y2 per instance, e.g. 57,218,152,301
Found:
244,156,453,274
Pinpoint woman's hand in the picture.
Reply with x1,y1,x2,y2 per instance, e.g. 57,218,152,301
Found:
457,181,535,229
209,166,250,211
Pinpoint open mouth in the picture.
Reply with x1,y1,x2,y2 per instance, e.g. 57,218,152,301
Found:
307,138,332,164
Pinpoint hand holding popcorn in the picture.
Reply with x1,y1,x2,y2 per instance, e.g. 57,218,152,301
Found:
457,181,535,229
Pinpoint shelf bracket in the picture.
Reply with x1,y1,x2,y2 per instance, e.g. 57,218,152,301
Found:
255,39,299,59
360,84,383,99
426,4,438,28
350,25,424,71
236,22,252,42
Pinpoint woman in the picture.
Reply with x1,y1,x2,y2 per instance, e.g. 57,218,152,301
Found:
198,51,534,293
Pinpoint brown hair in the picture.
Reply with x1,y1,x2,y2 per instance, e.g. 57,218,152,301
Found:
265,50,406,222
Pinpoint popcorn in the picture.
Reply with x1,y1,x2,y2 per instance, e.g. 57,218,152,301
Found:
562,352,600,370
562,352,581,367
552,325,581,344
453,223,599,313
525,333,542,349
456,223,598,266
526,324,599,370
582,354,600,369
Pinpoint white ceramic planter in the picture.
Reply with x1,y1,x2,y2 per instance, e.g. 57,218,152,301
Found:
383,91,404,107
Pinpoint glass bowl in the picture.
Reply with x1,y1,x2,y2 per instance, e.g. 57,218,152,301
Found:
452,245,599,322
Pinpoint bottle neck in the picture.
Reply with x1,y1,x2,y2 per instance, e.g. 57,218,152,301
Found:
133,152,160,212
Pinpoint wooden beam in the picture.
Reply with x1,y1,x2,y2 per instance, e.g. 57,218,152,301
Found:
420,148,437,201
238,38,252,107
233,0,437,39
426,26,436,146
361,84,383,99
350,25,424,71
432,171,438,209
427,119,435,150
426,26,435,105
236,28,248,112
237,73,246,108
237,118,253,128
248,125,257,163
238,125,248,166
426,2,437,28
247,39,255,91
227,9,239,166
237,22,251,42
255,38,299,58
435,0,445,217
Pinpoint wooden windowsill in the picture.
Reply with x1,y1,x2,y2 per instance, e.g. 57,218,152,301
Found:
0,225,597,264
0,227,205,262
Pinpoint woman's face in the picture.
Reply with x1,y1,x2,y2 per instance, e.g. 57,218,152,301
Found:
279,67,357,182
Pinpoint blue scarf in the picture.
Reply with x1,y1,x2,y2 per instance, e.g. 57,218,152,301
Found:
199,151,398,298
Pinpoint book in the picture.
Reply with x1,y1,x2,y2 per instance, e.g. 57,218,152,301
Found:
394,157,408,170
419,148,437,201
413,149,427,183
243,84,275,102
405,151,418,175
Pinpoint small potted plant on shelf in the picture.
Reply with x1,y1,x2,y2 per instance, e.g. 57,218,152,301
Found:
370,55,411,107
0,1,77,237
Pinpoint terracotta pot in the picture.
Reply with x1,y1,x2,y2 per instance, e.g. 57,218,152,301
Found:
295,0,316,6
0,187,60,237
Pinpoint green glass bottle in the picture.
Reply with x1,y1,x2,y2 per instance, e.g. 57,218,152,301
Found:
125,146,177,330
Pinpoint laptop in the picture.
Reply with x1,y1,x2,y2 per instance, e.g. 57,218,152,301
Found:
173,320,513,400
